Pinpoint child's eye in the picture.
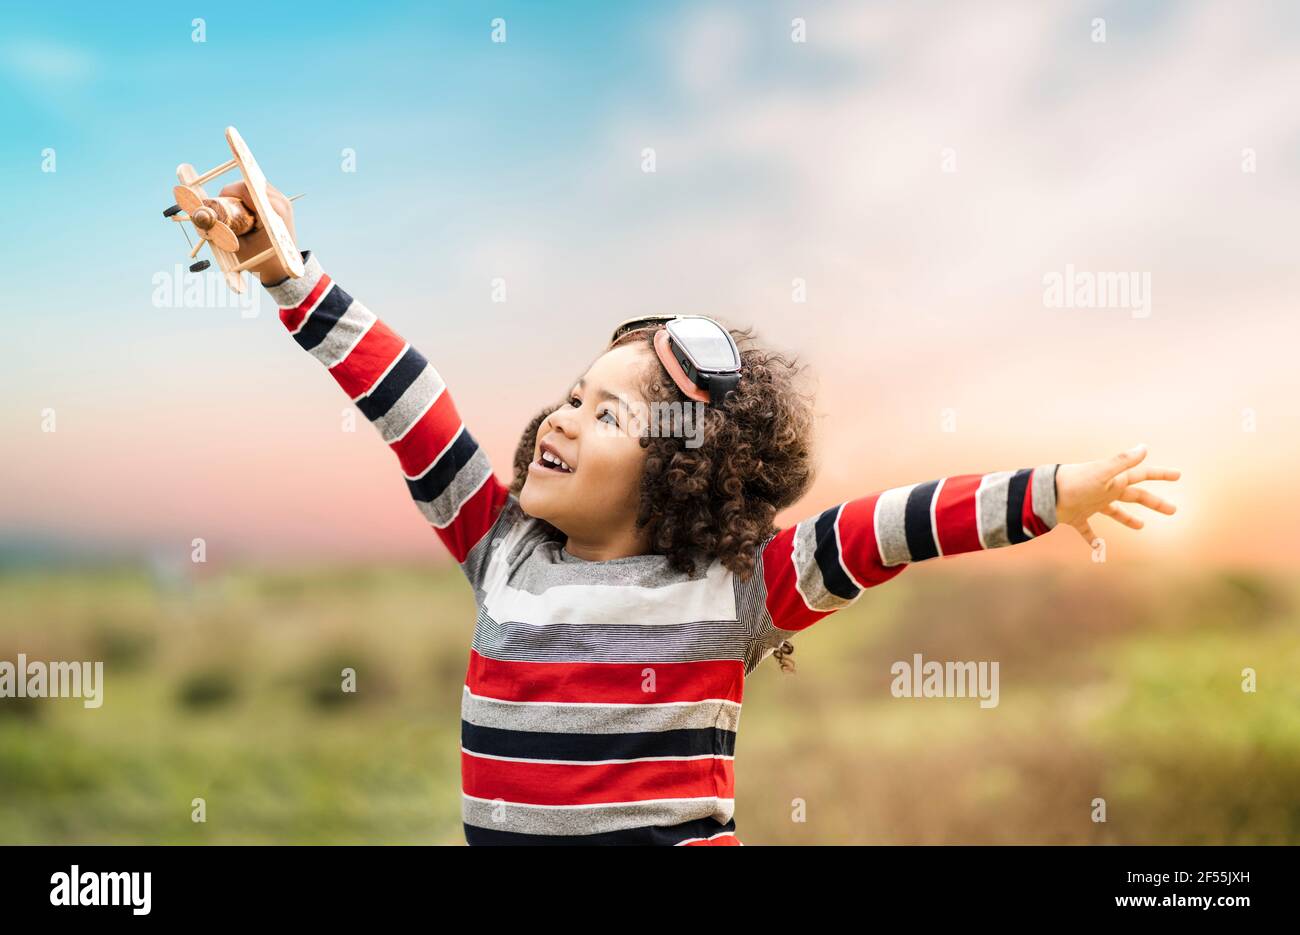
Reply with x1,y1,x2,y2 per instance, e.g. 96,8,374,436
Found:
598,408,618,426
568,395,581,408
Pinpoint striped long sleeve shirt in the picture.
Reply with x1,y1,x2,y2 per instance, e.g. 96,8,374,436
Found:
265,253,1061,846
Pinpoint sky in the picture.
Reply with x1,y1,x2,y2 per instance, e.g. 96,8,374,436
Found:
2,0,1299,570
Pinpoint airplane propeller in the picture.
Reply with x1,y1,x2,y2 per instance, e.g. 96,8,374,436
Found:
172,185,242,253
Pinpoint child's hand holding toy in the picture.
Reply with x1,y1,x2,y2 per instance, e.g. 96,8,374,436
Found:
217,179,299,283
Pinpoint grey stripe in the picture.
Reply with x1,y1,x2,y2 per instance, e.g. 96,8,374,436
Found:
1031,463,1058,530
740,534,802,675
463,793,734,837
792,517,854,613
471,613,751,664
463,688,741,734
414,445,494,528
372,363,446,444
504,541,705,596
875,483,916,566
310,297,377,369
976,470,1014,548
264,251,324,308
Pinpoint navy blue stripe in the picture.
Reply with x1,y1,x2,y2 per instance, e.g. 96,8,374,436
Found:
813,507,858,600
462,721,736,761
405,429,479,502
465,817,737,846
357,345,425,421
1005,468,1033,544
903,479,941,562
293,284,354,352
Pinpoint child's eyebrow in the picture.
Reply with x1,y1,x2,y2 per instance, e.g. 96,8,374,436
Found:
574,378,634,410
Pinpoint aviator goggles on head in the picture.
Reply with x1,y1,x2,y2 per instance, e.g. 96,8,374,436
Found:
609,315,742,407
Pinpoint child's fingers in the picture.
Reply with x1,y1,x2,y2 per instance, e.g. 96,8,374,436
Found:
1128,466,1181,483
217,180,251,203
1106,444,1148,478
1120,486,1177,515
214,180,295,243
1073,519,1099,548
1102,504,1144,529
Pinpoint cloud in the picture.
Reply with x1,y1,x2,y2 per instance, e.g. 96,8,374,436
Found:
1,38,95,84
671,5,754,97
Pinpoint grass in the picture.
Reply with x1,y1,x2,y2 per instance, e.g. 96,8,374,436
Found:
0,560,1295,844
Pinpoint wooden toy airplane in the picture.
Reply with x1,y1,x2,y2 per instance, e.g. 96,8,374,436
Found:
163,127,305,294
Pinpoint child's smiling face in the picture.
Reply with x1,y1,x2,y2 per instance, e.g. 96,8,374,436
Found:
519,343,654,556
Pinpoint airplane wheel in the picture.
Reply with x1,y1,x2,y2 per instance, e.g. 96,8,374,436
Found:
189,260,211,273
164,204,182,218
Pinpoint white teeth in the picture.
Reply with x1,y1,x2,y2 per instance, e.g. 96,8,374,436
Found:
541,450,573,472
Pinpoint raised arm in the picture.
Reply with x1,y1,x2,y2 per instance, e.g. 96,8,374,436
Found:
261,248,512,572
758,464,1059,633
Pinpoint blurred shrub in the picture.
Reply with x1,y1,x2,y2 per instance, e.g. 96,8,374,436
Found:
176,667,240,711
299,647,395,711
91,623,156,672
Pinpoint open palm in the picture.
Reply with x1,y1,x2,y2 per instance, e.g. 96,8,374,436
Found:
1055,444,1181,548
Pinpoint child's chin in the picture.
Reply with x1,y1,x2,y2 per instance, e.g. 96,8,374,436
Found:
519,484,557,523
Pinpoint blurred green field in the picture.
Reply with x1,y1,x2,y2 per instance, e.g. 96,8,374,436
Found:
1,559,1296,844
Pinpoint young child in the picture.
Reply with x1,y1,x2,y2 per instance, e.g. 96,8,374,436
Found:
232,182,1180,846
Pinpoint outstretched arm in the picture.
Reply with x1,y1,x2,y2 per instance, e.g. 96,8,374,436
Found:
759,446,1178,634
761,463,1059,633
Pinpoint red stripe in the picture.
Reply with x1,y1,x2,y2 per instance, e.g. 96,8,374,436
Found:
682,834,741,846
934,474,984,555
837,493,904,588
1022,468,1051,537
760,527,829,632
391,383,460,476
466,650,744,705
435,476,509,563
462,751,734,806
278,274,333,332
328,319,406,398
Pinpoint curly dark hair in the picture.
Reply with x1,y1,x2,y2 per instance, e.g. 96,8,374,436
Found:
509,323,816,671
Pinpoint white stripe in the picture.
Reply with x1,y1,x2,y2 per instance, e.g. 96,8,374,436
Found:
430,469,492,530
390,382,447,445
790,522,818,613
326,313,378,371
287,280,335,335
675,831,737,845
833,505,867,592
462,748,734,767
482,549,738,628
402,423,463,483
974,474,991,550
873,494,889,568
353,341,410,402
930,476,946,558
462,793,734,811
462,687,741,709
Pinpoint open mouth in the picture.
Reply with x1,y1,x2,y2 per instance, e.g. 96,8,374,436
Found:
536,449,574,474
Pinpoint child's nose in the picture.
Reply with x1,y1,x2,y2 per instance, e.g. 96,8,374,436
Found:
549,406,581,437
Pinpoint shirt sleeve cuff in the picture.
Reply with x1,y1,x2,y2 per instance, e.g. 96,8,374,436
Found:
261,250,323,309
1032,463,1059,530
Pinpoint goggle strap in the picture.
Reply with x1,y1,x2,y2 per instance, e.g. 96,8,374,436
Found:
707,372,740,407
653,329,710,404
